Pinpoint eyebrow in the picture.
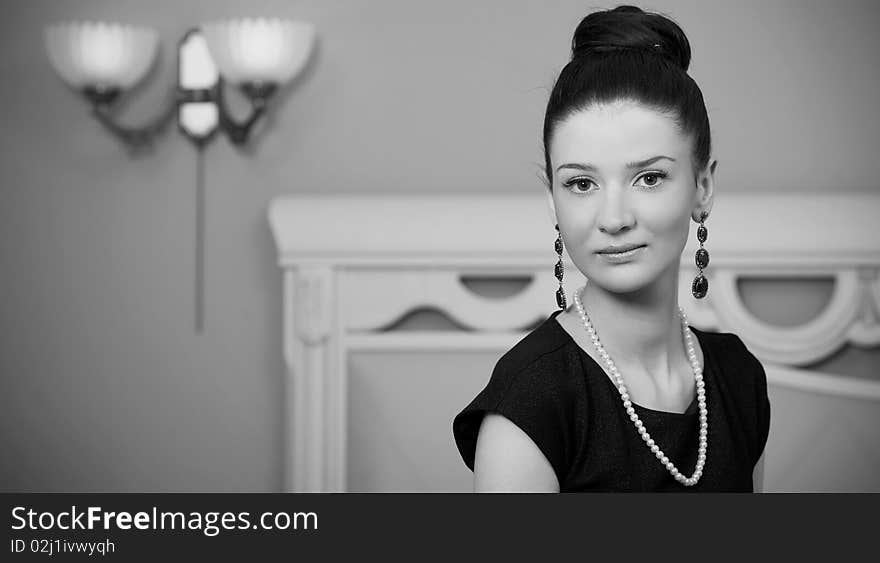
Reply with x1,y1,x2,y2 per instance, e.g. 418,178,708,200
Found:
556,155,676,173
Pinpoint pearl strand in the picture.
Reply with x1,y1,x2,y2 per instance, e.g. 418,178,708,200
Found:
573,284,708,487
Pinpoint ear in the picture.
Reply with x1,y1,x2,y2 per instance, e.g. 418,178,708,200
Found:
693,158,717,222
545,187,558,228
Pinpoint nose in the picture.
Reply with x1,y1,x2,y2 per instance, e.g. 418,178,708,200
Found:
597,189,635,234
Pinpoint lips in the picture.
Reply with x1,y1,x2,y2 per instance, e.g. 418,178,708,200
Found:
597,244,646,254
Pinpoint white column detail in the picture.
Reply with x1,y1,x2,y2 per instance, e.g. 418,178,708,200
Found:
283,265,337,492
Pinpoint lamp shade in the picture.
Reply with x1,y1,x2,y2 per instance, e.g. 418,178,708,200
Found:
200,18,315,86
44,21,159,90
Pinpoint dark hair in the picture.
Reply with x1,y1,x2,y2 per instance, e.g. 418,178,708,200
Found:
542,5,711,188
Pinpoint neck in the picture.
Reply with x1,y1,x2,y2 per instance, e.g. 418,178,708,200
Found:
577,266,687,383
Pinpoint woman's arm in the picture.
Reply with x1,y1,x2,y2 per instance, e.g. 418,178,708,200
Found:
473,413,560,493
753,452,766,493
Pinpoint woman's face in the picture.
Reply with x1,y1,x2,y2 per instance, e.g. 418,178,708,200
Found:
548,100,714,295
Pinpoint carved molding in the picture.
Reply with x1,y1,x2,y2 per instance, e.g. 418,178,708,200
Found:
712,269,879,366
282,267,341,492
292,266,334,345
343,270,550,332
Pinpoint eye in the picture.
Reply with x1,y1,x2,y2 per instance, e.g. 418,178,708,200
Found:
562,177,596,194
635,171,668,189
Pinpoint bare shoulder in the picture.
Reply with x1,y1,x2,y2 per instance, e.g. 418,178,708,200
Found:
472,412,560,493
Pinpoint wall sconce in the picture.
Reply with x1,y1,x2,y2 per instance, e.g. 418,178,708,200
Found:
44,18,315,148
44,18,316,331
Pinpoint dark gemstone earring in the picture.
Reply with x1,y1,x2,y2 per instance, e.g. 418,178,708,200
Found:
554,224,567,309
692,211,710,299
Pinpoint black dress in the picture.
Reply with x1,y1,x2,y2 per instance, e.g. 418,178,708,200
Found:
452,309,771,492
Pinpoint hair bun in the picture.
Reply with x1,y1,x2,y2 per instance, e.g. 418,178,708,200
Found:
571,5,691,72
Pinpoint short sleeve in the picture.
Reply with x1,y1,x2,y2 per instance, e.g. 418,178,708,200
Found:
754,357,771,465
452,358,570,487
732,334,771,466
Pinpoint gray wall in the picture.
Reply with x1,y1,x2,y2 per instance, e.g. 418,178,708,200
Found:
1,0,878,491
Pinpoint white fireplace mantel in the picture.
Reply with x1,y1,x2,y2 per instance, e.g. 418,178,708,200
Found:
268,192,880,492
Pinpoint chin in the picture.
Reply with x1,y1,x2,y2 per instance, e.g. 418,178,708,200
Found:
595,278,652,296
585,264,657,294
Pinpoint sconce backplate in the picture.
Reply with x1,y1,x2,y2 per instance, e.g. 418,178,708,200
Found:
178,29,220,142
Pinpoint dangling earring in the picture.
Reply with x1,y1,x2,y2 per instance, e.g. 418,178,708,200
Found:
692,211,710,299
554,224,567,309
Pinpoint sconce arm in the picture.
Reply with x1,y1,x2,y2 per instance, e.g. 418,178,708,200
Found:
216,81,277,145
88,90,180,149
218,102,266,145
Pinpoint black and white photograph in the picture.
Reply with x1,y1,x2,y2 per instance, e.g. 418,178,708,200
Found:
2,0,878,506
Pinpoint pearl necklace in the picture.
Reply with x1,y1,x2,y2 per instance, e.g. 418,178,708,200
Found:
573,283,708,487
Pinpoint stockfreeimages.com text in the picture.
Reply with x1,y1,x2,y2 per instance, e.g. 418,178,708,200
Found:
11,506,318,537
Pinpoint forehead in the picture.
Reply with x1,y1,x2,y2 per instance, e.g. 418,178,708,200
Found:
551,101,688,166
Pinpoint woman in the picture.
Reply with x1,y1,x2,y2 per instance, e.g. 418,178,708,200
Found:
452,5,770,492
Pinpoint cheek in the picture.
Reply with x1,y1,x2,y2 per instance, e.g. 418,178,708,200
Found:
645,205,685,233
636,199,691,252
556,204,599,247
